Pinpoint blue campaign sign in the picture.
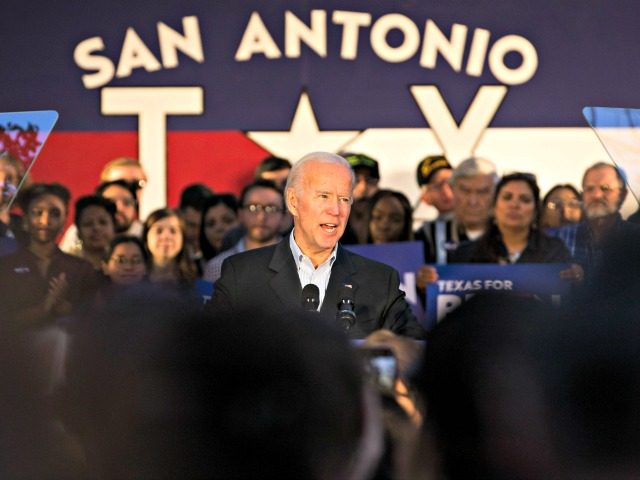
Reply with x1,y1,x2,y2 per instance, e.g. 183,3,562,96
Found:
0,111,58,211
345,241,425,324
426,263,571,327
195,279,214,305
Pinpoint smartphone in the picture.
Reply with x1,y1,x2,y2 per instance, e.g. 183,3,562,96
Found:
360,347,397,393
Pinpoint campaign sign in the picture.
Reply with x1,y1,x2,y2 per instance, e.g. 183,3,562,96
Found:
345,241,425,324
426,263,571,328
0,111,58,213
195,278,214,305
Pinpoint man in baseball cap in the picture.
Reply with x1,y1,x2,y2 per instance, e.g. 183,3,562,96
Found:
416,155,455,221
343,153,381,243
345,153,380,201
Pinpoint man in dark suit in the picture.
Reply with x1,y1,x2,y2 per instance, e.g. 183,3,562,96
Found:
208,152,425,339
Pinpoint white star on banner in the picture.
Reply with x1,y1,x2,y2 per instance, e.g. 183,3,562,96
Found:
247,91,360,161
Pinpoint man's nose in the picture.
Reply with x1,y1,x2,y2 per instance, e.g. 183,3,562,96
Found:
590,187,604,199
38,211,50,225
327,199,340,215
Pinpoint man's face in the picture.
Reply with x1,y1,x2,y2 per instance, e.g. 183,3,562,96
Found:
582,166,624,219
287,161,352,264
421,169,455,214
26,194,66,245
240,187,284,244
101,185,137,233
352,168,379,201
453,174,494,230
102,165,146,201
181,206,202,249
260,168,290,190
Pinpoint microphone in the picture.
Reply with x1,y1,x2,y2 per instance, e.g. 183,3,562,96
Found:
336,284,356,331
301,284,320,311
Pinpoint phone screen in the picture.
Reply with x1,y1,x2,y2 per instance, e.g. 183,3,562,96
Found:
360,347,397,393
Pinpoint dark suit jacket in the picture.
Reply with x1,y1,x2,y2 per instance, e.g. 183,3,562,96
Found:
207,240,425,339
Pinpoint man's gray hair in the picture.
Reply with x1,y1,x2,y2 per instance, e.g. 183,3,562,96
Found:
285,152,356,194
582,161,627,190
450,157,498,186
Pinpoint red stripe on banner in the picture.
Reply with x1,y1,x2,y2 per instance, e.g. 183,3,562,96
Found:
31,131,270,207
166,131,269,205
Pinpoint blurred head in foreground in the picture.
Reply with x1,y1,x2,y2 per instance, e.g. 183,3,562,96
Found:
63,286,382,479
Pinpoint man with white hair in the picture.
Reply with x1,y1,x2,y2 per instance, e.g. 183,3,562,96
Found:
208,152,425,339
415,157,498,298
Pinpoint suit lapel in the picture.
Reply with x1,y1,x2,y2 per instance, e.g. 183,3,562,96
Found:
268,240,303,309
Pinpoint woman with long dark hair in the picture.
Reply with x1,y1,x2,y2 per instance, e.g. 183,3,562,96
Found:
364,189,414,244
451,173,570,264
198,194,239,262
143,208,197,288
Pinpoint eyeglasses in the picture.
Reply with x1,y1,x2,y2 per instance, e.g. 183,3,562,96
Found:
583,184,620,194
110,255,145,266
545,199,582,210
242,204,283,215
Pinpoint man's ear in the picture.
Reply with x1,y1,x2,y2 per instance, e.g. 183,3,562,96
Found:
286,188,298,217
618,186,628,210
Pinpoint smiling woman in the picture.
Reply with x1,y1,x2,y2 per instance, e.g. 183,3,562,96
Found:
0,183,101,331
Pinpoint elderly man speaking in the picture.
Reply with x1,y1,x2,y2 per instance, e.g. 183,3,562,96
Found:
207,152,424,339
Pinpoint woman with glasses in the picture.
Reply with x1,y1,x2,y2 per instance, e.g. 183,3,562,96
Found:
102,235,148,286
451,173,571,264
540,184,582,231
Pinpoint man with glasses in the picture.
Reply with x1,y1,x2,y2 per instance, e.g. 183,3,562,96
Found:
202,179,285,283
554,162,640,278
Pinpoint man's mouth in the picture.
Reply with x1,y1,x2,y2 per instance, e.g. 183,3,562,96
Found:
321,223,337,232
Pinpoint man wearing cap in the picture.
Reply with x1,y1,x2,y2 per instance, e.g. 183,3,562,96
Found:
342,153,381,243
412,155,455,231
344,153,380,202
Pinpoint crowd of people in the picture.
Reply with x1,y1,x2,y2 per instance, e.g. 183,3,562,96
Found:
1,148,640,478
